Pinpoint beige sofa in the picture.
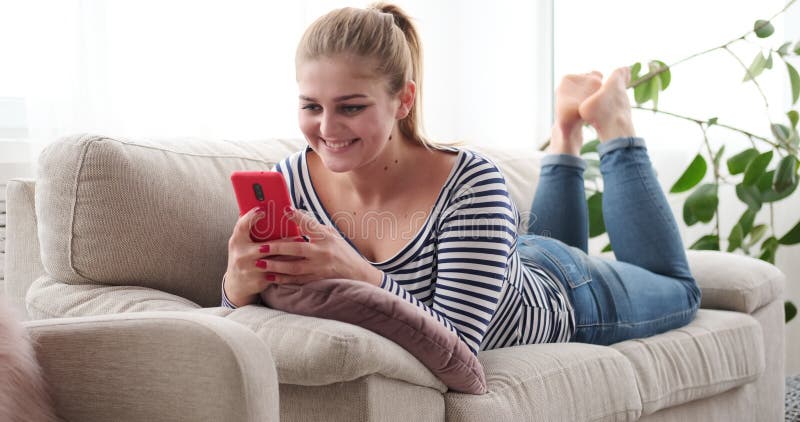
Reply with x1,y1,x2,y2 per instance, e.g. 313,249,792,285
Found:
4,134,786,421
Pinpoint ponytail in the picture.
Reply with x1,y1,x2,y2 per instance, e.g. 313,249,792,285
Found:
297,3,437,149
367,3,428,148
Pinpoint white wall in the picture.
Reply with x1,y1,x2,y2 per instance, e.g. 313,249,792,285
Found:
555,0,800,374
0,0,553,164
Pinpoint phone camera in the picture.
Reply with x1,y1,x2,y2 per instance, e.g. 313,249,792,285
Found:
253,183,265,201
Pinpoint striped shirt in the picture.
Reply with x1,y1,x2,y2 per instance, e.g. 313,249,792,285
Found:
222,146,575,355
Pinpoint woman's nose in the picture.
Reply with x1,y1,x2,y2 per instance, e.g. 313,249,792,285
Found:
319,111,339,138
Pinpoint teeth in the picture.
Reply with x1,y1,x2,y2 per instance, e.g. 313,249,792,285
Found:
324,139,356,149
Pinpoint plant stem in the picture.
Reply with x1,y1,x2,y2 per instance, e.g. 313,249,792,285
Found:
770,203,776,237
701,125,722,236
632,105,782,148
628,0,798,89
721,45,771,112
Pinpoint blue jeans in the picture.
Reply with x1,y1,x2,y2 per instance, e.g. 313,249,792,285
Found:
521,137,701,345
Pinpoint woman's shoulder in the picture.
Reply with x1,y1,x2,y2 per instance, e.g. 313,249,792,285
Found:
271,147,309,176
443,146,507,184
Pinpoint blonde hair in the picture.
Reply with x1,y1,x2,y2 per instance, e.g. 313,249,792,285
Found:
296,2,436,149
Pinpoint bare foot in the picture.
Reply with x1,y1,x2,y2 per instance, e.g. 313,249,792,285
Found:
549,71,603,155
578,67,636,142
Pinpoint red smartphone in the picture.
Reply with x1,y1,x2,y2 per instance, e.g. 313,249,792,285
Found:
231,171,300,242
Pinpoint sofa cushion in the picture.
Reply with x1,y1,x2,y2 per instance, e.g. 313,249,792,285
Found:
25,275,200,320
445,342,642,421
610,308,765,415
686,250,785,314
260,278,486,394
222,304,449,393
466,145,543,227
35,134,306,307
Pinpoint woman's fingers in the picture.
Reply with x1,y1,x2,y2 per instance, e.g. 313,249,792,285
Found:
232,207,264,244
254,257,307,275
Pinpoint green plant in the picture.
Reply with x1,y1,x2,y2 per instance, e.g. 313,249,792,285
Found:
561,1,800,323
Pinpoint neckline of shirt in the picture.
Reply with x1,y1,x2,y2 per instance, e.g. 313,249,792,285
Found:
299,145,467,267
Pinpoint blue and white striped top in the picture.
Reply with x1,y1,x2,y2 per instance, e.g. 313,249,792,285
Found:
223,146,575,355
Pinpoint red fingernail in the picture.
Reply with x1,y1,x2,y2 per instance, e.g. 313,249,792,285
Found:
259,245,270,253
255,260,267,269
265,274,275,281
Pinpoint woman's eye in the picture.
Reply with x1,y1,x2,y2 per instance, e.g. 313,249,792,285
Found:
341,105,366,114
301,104,321,111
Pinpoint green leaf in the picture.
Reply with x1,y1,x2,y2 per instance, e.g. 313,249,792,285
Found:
779,220,800,245
743,150,773,185
713,145,725,170
727,223,744,252
736,183,763,211
630,62,642,82
727,148,759,175
649,74,662,110
794,41,800,55
690,234,720,250
772,123,792,143
788,63,800,105
682,183,718,226
789,110,799,129
747,224,768,248
653,60,671,90
773,155,798,193
737,208,757,237
587,192,606,238
765,52,774,70
786,301,797,323
778,41,792,55
791,131,800,147
743,52,768,81
754,19,774,38
634,78,652,104
580,139,600,155
760,169,799,202
601,243,613,253
670,154,707,193
707,117,718,126
759,236,779,264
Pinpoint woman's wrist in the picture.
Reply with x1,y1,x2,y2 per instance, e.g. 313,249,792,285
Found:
358,264,383,287
223,273,259,307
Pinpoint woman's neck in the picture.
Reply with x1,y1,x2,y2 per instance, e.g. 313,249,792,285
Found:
336,132,424,206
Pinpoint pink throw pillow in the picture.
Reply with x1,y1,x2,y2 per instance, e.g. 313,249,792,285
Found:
0,298,58,421
261,278,488,394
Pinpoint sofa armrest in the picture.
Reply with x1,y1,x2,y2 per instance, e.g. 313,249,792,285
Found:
23,312,279,422
5,178,45,320
26,275,201,319
687,250,785,314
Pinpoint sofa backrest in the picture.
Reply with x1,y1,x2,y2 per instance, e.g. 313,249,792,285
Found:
32,134,543,307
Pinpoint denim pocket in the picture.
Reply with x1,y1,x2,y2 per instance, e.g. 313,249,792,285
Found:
519,235,592,289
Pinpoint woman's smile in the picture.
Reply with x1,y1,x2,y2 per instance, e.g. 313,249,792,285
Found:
320,137,360,152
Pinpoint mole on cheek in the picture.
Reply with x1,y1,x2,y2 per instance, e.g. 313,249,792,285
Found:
384,166,388,171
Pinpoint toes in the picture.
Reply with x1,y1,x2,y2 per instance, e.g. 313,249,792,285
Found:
609,67,630,87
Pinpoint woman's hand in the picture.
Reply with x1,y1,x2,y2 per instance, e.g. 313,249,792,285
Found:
550,70,603,155
223,207,288,307
253,208,383,286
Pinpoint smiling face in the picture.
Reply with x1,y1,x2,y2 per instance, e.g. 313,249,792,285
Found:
297,55,413,173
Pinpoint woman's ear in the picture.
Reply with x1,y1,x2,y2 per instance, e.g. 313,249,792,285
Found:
395,80,416,119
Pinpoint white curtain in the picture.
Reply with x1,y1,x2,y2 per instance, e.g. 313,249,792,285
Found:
0,0,554,167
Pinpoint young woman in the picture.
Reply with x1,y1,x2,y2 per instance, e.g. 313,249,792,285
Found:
221,3,700,355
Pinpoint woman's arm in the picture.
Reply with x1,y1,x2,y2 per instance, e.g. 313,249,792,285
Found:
376,154,515,355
